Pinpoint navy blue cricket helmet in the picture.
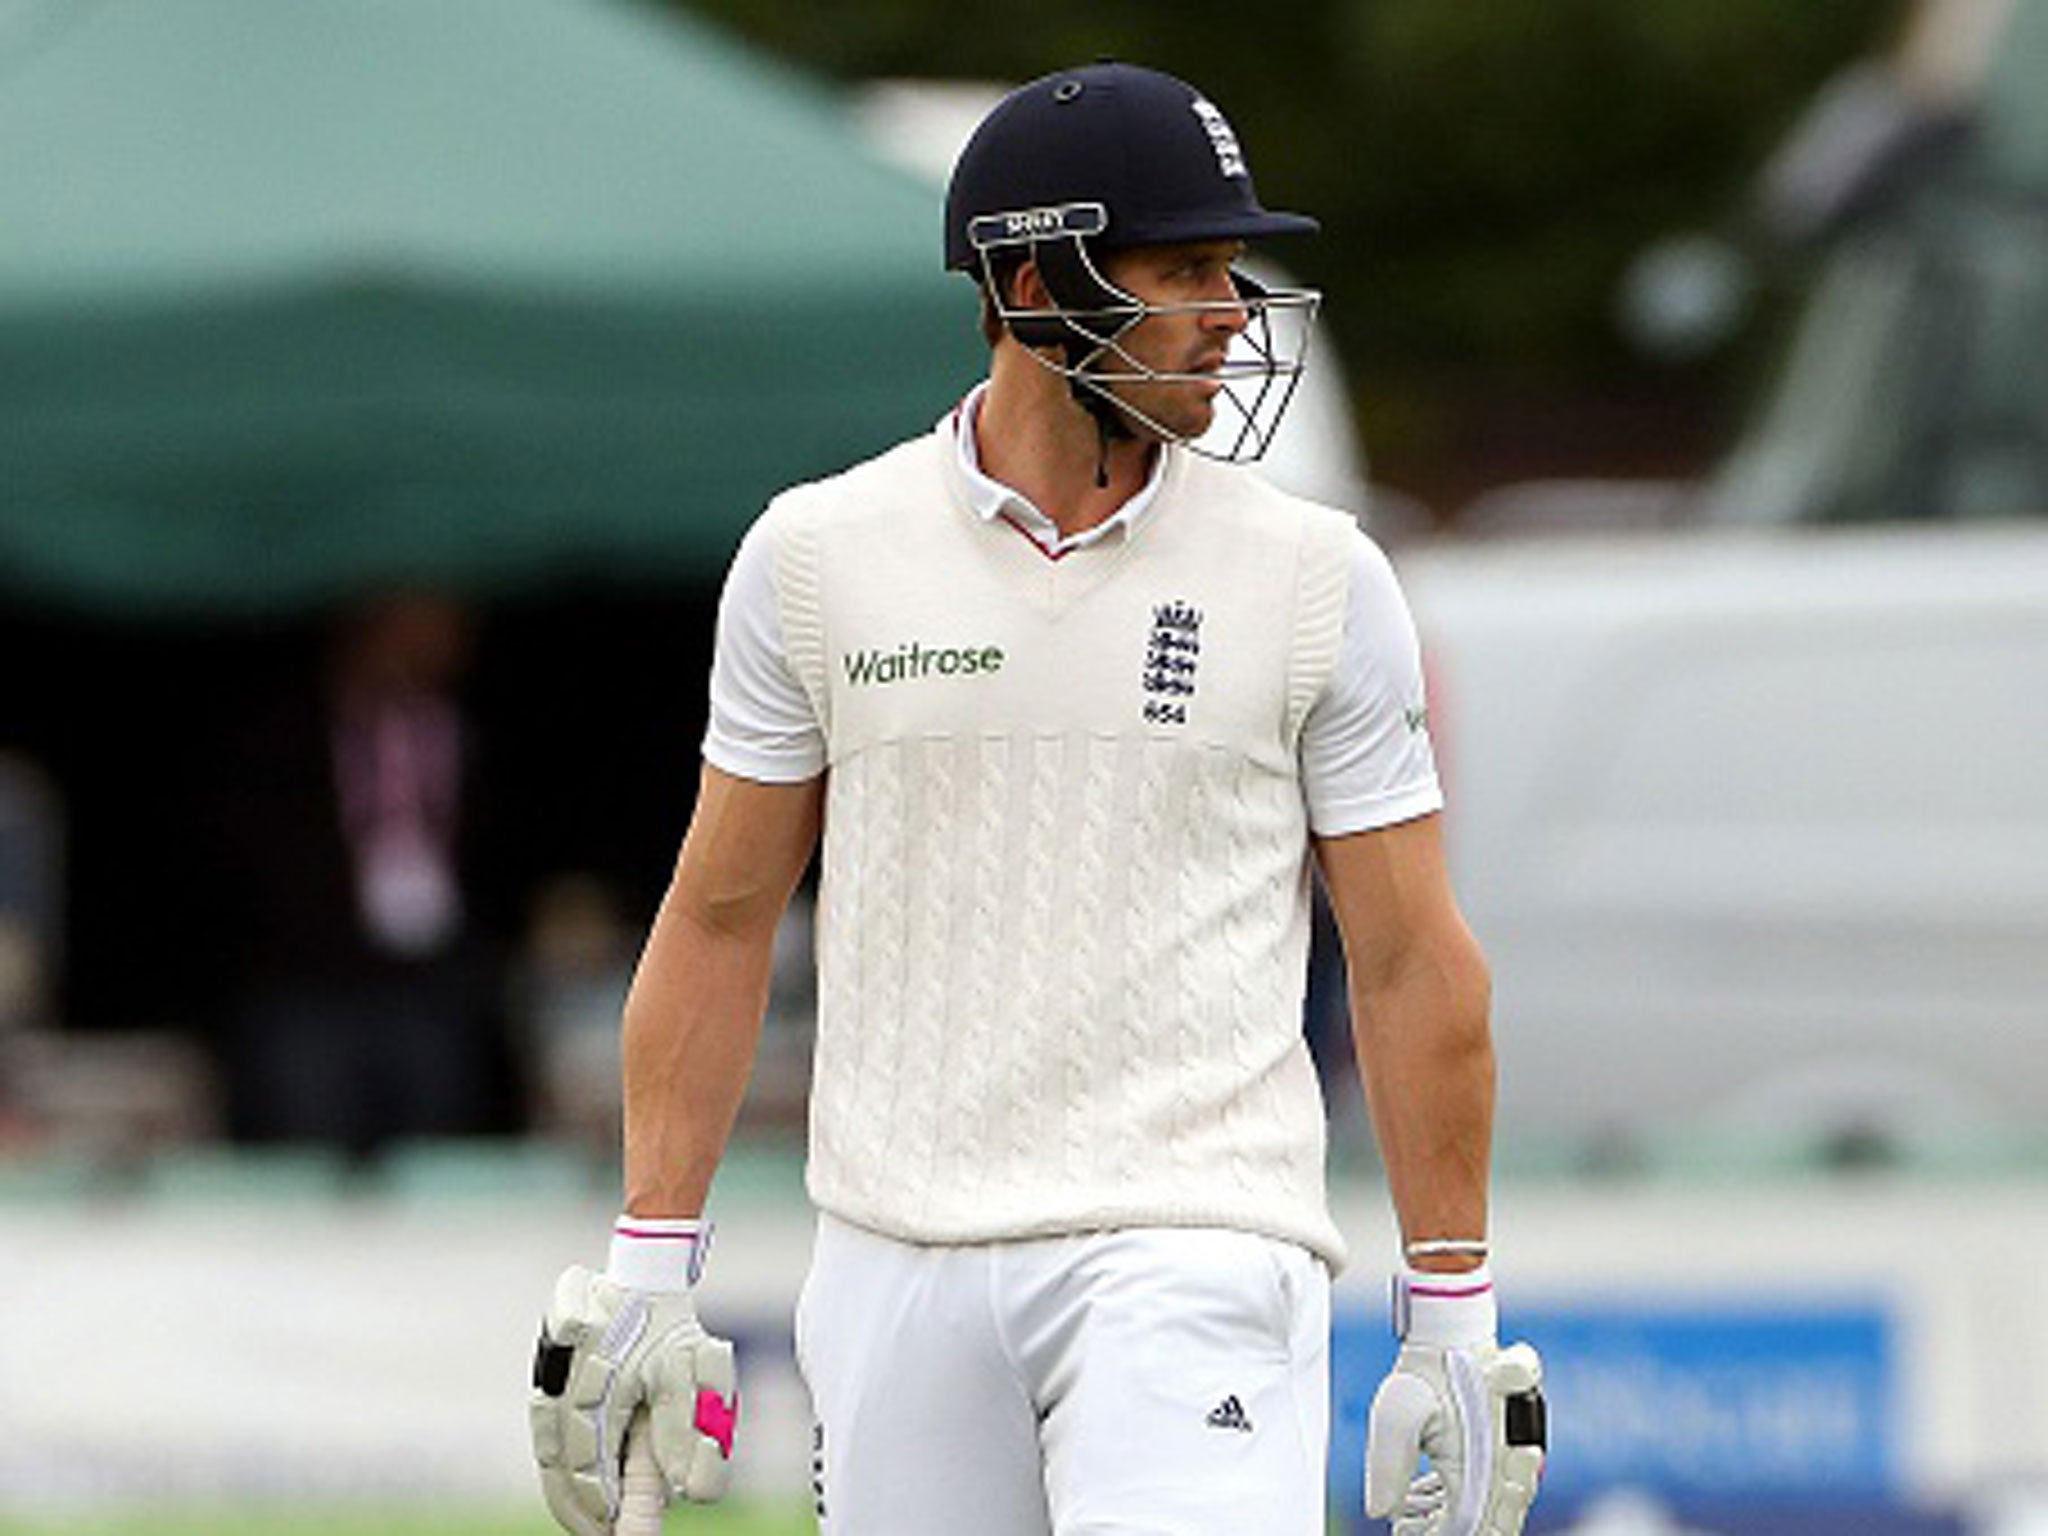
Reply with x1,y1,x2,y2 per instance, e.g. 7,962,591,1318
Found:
943,63,1322,463
943,62,1318,270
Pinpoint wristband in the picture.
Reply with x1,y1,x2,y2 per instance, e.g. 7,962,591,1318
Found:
1392,1263,1497,1347
607,1215,712,1293
1404,1237,1489,1261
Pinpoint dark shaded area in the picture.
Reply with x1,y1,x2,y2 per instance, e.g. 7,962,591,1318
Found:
0,581,720,1133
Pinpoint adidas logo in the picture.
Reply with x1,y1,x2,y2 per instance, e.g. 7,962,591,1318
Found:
1205,1395,1253,1433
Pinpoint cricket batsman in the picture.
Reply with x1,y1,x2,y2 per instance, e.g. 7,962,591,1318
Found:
529,59,1546,1535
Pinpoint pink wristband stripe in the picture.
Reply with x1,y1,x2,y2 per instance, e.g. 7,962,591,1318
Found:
1408,1279,1494,1301
608,1217,712,1290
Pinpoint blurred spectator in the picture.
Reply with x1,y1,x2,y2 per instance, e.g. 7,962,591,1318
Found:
517,871,819,1148
216,591,517,1159
518,872,635,1147
0,751,60,1037
0,752,61,1148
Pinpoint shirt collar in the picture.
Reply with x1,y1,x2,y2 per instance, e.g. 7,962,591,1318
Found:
948,382,1169,556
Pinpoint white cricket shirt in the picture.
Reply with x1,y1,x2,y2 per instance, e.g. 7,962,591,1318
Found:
705,386,1442,837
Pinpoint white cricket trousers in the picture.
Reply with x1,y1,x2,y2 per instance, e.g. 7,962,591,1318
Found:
795,1214,1331,1536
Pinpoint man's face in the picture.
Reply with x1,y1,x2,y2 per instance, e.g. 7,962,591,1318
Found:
1093,240,1250,442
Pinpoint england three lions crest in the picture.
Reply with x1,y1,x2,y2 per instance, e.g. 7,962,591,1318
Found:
1142,599,1201,727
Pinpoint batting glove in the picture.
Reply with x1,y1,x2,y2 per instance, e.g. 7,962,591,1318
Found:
529,1218,739,1536
1364,1267,1546,1536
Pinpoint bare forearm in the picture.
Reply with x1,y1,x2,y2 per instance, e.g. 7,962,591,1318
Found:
1350,931,1495,1270
619,765,822,1219
619,890,776,1218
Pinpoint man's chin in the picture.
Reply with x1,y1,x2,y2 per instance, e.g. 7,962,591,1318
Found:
1174,397,1218,442
1088,383,1213,445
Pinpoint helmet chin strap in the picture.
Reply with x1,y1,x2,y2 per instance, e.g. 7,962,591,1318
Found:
1091,409,1120,490
1073,366,1136,490
1014,235,1142,485
1073,368,1138,441
1015,326,1135,487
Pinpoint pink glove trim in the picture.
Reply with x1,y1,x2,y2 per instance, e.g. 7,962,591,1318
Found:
695,1388,739,1458
1407,1278,1492,1301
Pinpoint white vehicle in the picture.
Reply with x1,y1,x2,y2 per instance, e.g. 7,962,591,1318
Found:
1403,522,2048,1165
1403,0,2048,1166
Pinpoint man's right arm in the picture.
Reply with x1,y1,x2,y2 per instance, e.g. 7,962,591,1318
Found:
532,508,824,1534
621,762,822,1219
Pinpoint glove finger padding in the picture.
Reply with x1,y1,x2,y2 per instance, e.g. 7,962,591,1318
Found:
531,1267,616,1536
1483,1344,1546,1534
1364,1340,1546,1536
1390,1471,1449,1536
530,1265,740,1536
1365,1368,1438,1517
644,1328,740,1502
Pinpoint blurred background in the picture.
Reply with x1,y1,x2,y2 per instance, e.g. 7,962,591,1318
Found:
2,0,2045,1532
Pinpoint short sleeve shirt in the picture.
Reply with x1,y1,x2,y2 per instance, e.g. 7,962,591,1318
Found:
703,388,1442,837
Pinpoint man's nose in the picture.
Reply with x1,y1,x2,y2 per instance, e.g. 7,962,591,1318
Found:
1203,271,1253,334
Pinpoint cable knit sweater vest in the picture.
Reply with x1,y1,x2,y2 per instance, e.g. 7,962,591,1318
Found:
771,424,1355,1268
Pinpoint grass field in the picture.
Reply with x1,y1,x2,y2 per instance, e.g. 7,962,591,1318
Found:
0,1505,814,1536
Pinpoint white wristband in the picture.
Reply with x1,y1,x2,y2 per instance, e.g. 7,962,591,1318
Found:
1393,1264,1497,1347
606,1215,712,1293
1405,1238,1489,1261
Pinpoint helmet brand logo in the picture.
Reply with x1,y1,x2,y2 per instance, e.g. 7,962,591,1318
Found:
968,202,1109,253
1189,98,1247,178
1006,208,1066,237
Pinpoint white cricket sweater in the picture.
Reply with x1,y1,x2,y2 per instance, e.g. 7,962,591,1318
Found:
768,431,1364,1269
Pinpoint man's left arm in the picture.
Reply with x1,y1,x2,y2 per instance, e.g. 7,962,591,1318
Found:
1317,814,1546,1535
1316,812,1492,1264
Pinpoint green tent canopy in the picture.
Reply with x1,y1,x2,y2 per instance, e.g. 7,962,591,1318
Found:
0,0,982,615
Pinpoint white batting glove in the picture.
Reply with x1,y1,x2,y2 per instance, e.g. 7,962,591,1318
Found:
1364,1267,1546,1536
529,1218,739,1536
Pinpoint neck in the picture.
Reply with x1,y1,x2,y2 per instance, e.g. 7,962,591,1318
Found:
977,347,1158,539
